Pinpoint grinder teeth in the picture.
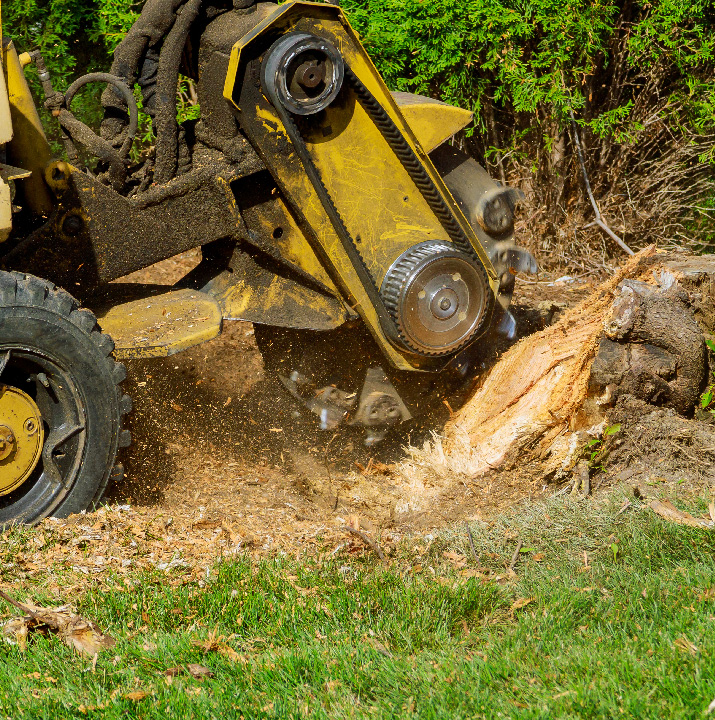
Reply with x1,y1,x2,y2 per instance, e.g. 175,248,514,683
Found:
380,241,491,357
381,241,453,319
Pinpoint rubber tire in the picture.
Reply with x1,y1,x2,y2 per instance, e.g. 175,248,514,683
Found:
0,271,131,524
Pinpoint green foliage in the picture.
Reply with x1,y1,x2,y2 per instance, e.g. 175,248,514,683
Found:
2,0,198,152
3,0,141,146
584,423,620,471
701,338,715,414
342,0,715,142
4,0,714,250
343,0,617,128
342,0,715,251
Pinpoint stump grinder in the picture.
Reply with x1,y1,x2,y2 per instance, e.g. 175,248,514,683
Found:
0,0,536,525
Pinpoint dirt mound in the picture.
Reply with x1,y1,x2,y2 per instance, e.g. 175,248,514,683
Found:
606,396,715,487
74,247,710,562
99,252,602,547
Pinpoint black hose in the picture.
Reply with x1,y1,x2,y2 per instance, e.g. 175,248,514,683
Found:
100,0,186,146
57,111,125,190
66,73,140,158
153,0,203,184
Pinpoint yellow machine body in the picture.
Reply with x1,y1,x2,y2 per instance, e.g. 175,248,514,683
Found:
0,23,12,242
0,0,536,526
0,0,509,366
223,1,498,369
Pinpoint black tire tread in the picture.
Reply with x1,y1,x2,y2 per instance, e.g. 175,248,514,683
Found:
0,271,130,515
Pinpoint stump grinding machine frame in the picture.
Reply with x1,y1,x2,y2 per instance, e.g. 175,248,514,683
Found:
0,0,536,525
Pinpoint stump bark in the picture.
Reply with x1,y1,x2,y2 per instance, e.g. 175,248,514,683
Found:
428,247,715,480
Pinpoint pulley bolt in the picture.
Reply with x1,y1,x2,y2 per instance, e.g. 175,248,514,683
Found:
24,418,37,435
0,425,15,461
295,60,325,89
439,298,452,311
62,214,83,236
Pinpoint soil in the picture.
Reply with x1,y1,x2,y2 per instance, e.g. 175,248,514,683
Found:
14,252,709,588
107,254,602,538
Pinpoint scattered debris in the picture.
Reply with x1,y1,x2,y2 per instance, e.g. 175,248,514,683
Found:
510,597,535,613
508,540,523,571
465,522,479,563
649,500,714,529
673,637,698,655
571,460,591,497
0,589,115,656
366,638,393,658
124,691,150,701
187,663,214,679
342,525,386,561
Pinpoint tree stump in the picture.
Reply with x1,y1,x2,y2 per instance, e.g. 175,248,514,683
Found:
418,247,715,484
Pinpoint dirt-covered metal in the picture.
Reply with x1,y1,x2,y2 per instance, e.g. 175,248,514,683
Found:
0,0,536,525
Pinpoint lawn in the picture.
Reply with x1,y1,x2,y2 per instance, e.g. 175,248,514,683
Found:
1,493,715,719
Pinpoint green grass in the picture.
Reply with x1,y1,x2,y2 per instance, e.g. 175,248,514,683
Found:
3,494,715,718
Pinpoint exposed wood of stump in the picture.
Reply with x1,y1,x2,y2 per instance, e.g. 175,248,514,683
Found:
429,246,715,479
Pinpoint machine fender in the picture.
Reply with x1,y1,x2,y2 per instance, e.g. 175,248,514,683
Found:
2,41,53,216
200,254,350,331
391,92,473,154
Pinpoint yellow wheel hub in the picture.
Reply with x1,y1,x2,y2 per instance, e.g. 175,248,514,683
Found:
0,385,44,495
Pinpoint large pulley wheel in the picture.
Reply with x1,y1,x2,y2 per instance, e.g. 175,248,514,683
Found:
381,242,491,356
0,272,131,526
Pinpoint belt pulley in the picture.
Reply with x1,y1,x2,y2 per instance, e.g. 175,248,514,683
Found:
260,33,494,357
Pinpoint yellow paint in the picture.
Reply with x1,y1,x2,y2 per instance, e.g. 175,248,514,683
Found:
96,288,223,360
0,55,12,145
3,41,53,215
392,92,473,153
223,1,498,370
0,162,31,181
0,385,44,495
0,177,10,242
214,274,348,329
241,187,338,291
302,93,447,282
0,24,13,241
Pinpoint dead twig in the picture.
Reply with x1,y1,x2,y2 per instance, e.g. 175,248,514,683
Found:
570,110,634,256
509,540,523,571
324,432,338,484
465,522,479,563
343,526,385,561
0,589,35,617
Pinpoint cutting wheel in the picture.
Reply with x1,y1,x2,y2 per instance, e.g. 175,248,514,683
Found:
381,241,491,356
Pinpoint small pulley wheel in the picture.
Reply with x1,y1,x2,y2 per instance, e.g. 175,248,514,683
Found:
261,33,344,115
381,242,492,356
